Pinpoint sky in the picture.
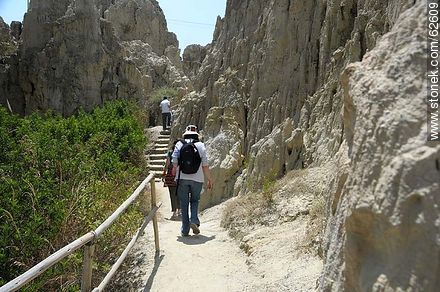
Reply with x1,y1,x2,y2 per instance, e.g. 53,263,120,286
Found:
0,0,27,23
0,0,226,50
158,0,227,50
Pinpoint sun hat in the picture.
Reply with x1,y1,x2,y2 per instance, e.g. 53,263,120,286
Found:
185,125,197,131
183,124,199,137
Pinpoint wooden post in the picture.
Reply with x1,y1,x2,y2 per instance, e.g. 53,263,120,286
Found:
0,232,94,292
150,180,160,252
142,186,149,216
81,242,95,292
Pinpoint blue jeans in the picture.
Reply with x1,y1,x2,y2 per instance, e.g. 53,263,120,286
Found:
177,179,203,235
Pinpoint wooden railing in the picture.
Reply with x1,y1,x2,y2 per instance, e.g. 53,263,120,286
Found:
0,173,161,292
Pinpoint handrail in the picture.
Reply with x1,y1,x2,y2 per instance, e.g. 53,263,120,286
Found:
94,173,154,237
0,232,95,292
93,203,162,292
0,173,161,292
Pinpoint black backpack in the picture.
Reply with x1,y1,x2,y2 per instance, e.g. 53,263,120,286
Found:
178,140,202,174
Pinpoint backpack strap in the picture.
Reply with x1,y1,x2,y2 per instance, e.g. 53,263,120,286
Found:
175,140,185,196
177,139,186,169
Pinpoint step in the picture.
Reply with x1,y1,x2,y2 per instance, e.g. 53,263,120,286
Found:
149,160,166,166
148,165,164,171
155,141,169,146
149,159,165,165
149,164,165,169
158,135,170,139
153,146,168,150
152,170,164,178
149,154,167,160
156,138,170,143
151,148,168,155
160,130,171,135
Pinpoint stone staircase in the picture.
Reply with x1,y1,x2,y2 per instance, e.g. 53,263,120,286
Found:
148,130,171,181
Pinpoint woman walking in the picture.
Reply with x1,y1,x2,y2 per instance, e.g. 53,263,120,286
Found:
162,139,180,220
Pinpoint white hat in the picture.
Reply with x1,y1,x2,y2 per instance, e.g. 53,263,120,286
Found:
183,130,199,137
183,124,199,137
185,125,198,131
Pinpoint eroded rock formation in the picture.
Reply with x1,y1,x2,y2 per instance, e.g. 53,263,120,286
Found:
0,0,189,115
0,17,23,112
104,0,177,55
182,44,207,81
173,0,439,290
174,0,419,206
321,2,439,290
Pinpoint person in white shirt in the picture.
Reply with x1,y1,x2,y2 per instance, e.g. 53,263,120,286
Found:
172,125,213,236
159,97,171,131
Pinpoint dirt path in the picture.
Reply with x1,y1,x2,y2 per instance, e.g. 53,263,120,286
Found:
112,126,322,291
113,182,264,291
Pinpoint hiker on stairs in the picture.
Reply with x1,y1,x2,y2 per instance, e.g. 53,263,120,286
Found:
172,125,213,236
159,96,171,131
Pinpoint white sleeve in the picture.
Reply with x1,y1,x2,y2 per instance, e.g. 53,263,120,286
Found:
172,141,182,165
198,142,209,166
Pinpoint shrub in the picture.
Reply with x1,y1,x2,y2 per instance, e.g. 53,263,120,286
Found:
261,170,277,206
0,100,148,290
0,41,18,56
222,167,327,247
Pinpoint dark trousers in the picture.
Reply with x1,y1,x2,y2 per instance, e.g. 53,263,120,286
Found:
168,186,180,212
162,112,171,130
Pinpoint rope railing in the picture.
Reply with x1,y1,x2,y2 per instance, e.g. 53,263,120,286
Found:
0,173,161,292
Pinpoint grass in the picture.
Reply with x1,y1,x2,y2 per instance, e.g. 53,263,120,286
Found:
221,167,328,255
304,193,326,255
261,169,277,206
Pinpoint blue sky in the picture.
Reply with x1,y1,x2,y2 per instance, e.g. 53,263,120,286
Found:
158,0,226,50
0,0,226,50
0,0,27,23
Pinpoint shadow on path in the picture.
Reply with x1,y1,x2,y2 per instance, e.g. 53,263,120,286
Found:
143,252,165,292
177,235,216,245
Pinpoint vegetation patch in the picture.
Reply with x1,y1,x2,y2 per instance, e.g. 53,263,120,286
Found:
0,40,18,56
221,167,329,254
0,100,148,290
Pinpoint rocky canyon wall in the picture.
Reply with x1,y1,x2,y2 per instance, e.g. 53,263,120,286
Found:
173,0,439,290
182,44,208,81
0,0,189,116
174,0,419,206
321,2,439,290
0,17,23,113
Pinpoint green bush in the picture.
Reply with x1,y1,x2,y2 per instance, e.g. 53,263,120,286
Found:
0,41,18,56
0,100,148,290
